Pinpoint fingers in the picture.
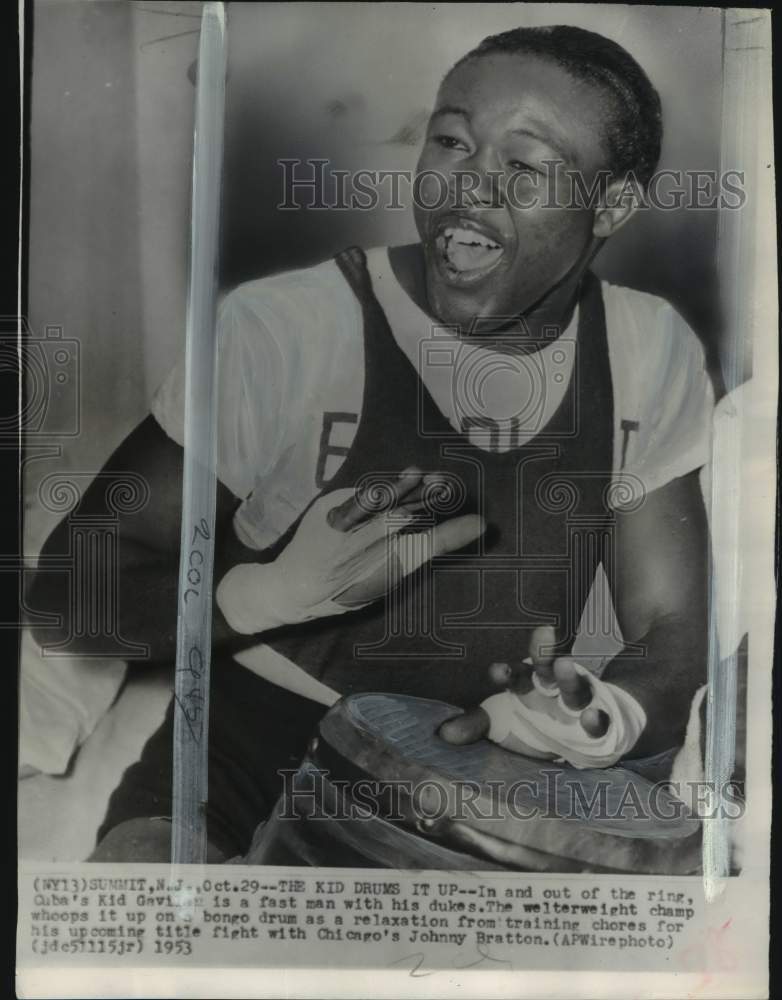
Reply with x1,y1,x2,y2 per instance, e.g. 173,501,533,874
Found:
504,662,534,696
530,625,557,689
334,564,388,607
487,661,532,694
328,469,460,563
553,657,592,711
580,706,611,738
328,469,456,532
394,472,451,517
427,513,486,559
553,658,610,738
332,509,484,605
327,467,423,531
327,493,369,532
364,514,484,580
488,661,512,686
438,707,490,745
326,490,368,532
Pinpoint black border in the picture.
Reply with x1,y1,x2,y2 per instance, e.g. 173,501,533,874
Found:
5,0,29,996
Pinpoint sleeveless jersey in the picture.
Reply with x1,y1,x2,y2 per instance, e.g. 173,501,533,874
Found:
260,247,615,708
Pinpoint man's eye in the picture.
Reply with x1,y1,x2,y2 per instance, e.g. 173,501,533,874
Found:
433,134,467,151
509,160,540,174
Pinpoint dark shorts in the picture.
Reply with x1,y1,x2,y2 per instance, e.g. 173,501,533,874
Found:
97,654,328,859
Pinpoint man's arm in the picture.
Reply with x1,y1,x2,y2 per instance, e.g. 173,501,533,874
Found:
439,469,710,761
28,415,258,664
602,468,709,757
28,415,485,664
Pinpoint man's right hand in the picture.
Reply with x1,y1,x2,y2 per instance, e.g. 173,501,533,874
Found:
216,467,486,635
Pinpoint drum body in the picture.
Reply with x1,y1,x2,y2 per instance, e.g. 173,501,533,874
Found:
245,693,702,874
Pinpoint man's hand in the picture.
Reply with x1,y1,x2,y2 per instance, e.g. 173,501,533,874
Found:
216,468,486,635
439,626,611,747
429,626,646,871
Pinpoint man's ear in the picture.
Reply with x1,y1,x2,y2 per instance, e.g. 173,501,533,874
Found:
592,177,642,239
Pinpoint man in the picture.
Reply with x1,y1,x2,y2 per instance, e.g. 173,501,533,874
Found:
30,25,713,863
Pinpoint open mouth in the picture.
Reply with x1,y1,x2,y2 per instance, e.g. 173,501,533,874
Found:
434,225,505,284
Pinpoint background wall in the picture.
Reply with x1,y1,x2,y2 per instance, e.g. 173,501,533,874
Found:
26,0,199,555
26,1,725,555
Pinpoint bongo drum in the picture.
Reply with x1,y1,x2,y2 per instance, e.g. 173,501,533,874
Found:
245,693,702,874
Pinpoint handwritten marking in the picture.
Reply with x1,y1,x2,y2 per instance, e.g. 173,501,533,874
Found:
390,952,432,978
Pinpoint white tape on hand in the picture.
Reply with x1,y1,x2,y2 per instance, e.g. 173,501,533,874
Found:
216,490,485,635
216,489,411,634
480,662,646,769
481,692,559,758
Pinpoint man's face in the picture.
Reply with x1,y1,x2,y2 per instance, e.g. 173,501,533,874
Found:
414,53,614,329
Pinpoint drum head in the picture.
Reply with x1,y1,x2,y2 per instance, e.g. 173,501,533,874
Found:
315,693,702,874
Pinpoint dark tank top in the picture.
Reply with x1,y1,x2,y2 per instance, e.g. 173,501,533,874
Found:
263,247,615,708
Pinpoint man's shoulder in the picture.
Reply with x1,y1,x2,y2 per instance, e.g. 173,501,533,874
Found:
217,254,368,410
600,278,688,328
600,279,705,368
222,256,358,325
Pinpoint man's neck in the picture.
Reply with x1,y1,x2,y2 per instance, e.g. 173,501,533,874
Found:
388,242,591,341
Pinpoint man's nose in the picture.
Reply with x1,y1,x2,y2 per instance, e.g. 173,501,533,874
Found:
451,149,504,209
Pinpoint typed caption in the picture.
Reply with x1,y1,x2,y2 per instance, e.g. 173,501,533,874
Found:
18,863,738,976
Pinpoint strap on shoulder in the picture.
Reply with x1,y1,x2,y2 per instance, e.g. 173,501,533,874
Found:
334,246,374,298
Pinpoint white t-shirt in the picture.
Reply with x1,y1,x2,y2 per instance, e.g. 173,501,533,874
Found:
152,247,715,552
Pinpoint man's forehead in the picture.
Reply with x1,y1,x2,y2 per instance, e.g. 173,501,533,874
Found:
434,52,608,165
438,52,592,114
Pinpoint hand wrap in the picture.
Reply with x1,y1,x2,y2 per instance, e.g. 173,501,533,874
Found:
480,660,646,769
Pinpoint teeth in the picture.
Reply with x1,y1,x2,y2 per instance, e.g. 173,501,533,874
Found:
443,226,501,249
439,225,503,274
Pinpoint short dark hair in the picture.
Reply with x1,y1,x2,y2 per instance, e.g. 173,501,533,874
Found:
449,25,663,187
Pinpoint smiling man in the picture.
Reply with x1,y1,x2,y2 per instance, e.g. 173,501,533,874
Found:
31,24,714,864
416,51,613,325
